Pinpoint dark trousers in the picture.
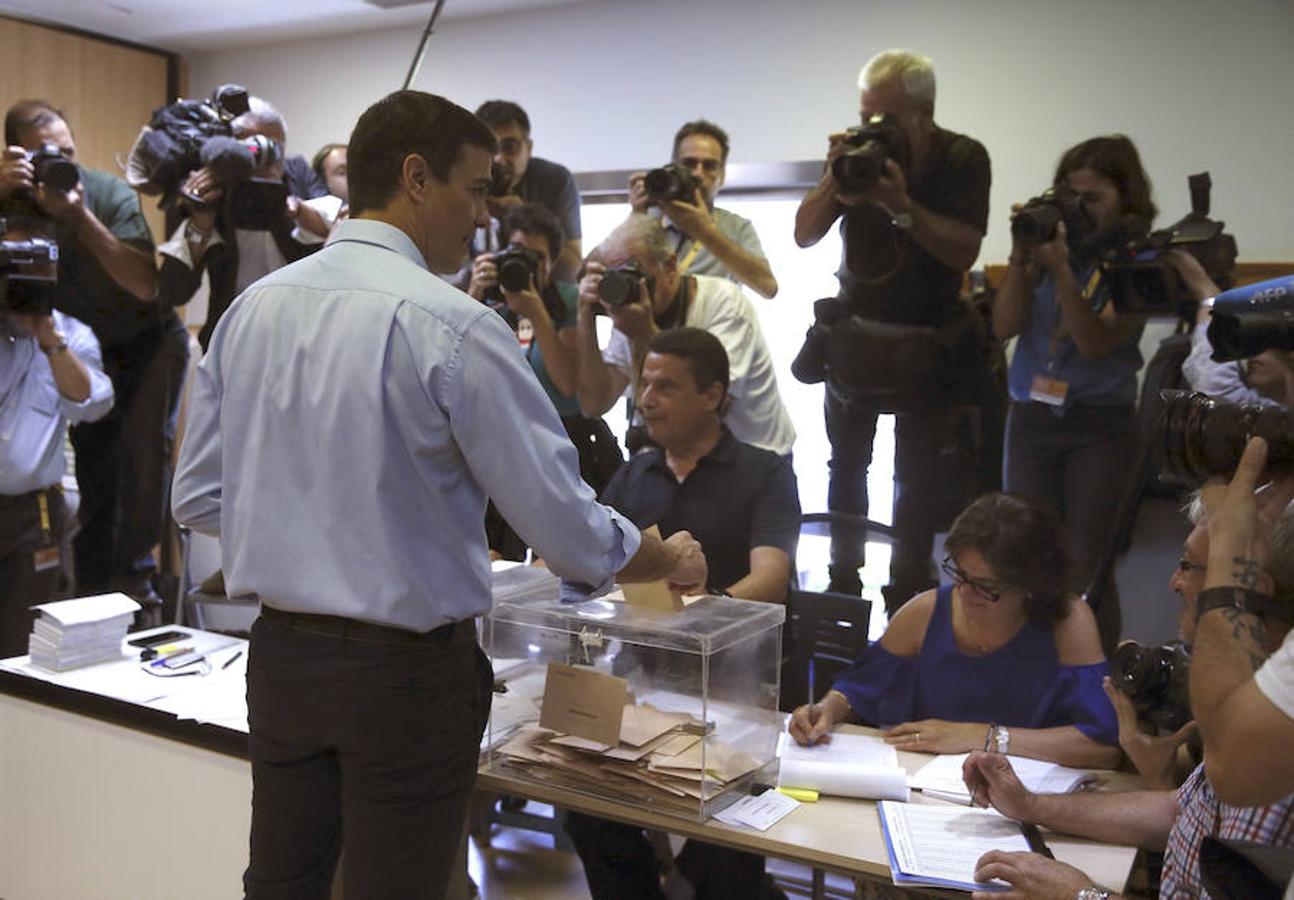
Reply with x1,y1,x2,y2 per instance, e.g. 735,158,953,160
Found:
1004,401,1135,652
71,318,188,593
825,390,948,612
244,613,492,900
564,811,770,900
0,488,67,657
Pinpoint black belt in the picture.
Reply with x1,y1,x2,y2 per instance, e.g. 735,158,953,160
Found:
0,484,61,510
259,604,475,645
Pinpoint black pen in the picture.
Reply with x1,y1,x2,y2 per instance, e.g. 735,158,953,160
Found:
1021,821,1055,859
221,649,244,670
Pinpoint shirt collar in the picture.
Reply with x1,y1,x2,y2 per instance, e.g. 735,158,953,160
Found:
327,218,428,272
645,427,738,474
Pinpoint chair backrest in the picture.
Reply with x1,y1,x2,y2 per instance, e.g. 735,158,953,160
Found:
780,588,872,712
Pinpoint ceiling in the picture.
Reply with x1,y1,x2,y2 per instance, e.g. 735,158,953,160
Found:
0,0,590,52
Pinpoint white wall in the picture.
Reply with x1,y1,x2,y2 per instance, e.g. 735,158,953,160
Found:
188,0,1294,264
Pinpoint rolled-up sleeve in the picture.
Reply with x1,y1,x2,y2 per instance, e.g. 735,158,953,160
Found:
58,313,113,424
437,311,640,588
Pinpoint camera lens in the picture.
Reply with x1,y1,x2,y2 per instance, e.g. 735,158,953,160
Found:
598,270,636,308
498,258,532,293
1162,391,1294,483
1012,205,1061,246
831,143,886,194
1111,642,1170,704
643,165,695,203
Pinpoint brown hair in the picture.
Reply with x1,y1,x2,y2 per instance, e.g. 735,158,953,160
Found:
1054,134,1157,227
944,493,1074,623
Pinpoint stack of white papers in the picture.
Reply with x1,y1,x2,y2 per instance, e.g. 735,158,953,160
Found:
910,752,1095,803
777,732,910,801
878,800,1031,891
27,594,139,672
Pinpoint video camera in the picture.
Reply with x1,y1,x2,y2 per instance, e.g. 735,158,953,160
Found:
597,261,650,310
0,217,59,317
1206,274,1294,362
1100,173,1237,317
643,164,699,205
831,113,911,195
126,84,252,199
1111,639,1192,733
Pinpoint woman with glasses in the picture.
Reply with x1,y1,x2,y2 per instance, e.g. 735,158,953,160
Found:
790,493,1121,768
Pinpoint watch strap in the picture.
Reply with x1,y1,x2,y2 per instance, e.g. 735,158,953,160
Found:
1195,586,1291,624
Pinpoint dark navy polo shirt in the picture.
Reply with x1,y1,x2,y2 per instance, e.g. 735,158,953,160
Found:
600,430,800,593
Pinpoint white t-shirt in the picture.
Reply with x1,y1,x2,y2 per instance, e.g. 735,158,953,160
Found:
1256,628,1294,720
602,274,795,457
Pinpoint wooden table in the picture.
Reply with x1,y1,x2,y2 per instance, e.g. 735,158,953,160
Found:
478,724,1142,894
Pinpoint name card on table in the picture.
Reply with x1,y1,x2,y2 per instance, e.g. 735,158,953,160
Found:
539,663,628,746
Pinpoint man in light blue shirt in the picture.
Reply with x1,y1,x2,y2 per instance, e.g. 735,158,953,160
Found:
1,291,114,656
171,90,706,900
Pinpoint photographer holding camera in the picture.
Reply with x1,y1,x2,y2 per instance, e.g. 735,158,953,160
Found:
574,213,794,458
472,100,582,282
2,100,183,603
156,96,327,351
628,120,778,299
793,49,990,610
994,135,1161,653
1188,437,1294,809
962,487,1294,899
467,202,623,559
1,219,114,653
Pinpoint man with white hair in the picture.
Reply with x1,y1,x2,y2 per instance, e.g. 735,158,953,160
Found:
794,49,991,614
157,95,328,350
574,213,795,458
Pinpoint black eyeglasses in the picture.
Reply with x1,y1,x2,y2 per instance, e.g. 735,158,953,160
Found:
941,556,1006,603
1177,558,1207,575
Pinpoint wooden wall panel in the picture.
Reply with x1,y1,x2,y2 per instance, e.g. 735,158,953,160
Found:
0,16,172,241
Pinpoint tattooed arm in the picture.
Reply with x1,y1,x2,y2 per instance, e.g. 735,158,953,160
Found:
1190,438,1294,806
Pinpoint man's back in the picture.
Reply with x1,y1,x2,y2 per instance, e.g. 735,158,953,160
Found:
175,219,624,629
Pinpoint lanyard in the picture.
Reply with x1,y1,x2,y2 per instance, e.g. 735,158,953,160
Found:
1047,266,1105,367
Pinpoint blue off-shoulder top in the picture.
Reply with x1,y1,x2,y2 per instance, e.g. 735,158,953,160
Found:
832,585,1119,745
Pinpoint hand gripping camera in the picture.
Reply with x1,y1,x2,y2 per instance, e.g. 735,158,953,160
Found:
831,113,911,195
24,143,80,195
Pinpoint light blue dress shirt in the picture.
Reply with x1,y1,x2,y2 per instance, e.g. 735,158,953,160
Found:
172,218,641,632
1,311,113,495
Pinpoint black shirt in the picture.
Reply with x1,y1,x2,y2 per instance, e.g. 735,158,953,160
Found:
838,125,991,326
600,430,800,593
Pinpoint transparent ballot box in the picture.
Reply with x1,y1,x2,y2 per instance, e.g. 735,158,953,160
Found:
483,581,785,821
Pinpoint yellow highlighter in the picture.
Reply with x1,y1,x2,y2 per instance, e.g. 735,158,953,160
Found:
776,787,819,803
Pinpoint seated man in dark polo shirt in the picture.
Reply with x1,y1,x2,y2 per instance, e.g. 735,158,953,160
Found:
565,327,799,899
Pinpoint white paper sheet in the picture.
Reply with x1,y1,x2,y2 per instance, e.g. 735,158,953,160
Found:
910,752,1093,802
880,801,1029,890
713,790,801,831
776,732,910,800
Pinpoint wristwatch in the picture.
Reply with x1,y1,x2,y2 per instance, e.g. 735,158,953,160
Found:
1076,887,1110,900
994,725,1010,755
1195,585,1288,623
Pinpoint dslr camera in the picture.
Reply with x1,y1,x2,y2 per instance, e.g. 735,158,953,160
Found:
643,164,699,204
0,217,59,317
1111,639,1192,733
23,143,80,195
481,243,564,331
1011,186,1095,249
831,113,911,194
597,261,650,310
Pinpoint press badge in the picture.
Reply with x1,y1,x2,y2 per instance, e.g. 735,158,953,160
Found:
1029,375,1069,407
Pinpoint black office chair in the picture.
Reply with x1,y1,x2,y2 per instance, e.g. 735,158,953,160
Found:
780,587,872,713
